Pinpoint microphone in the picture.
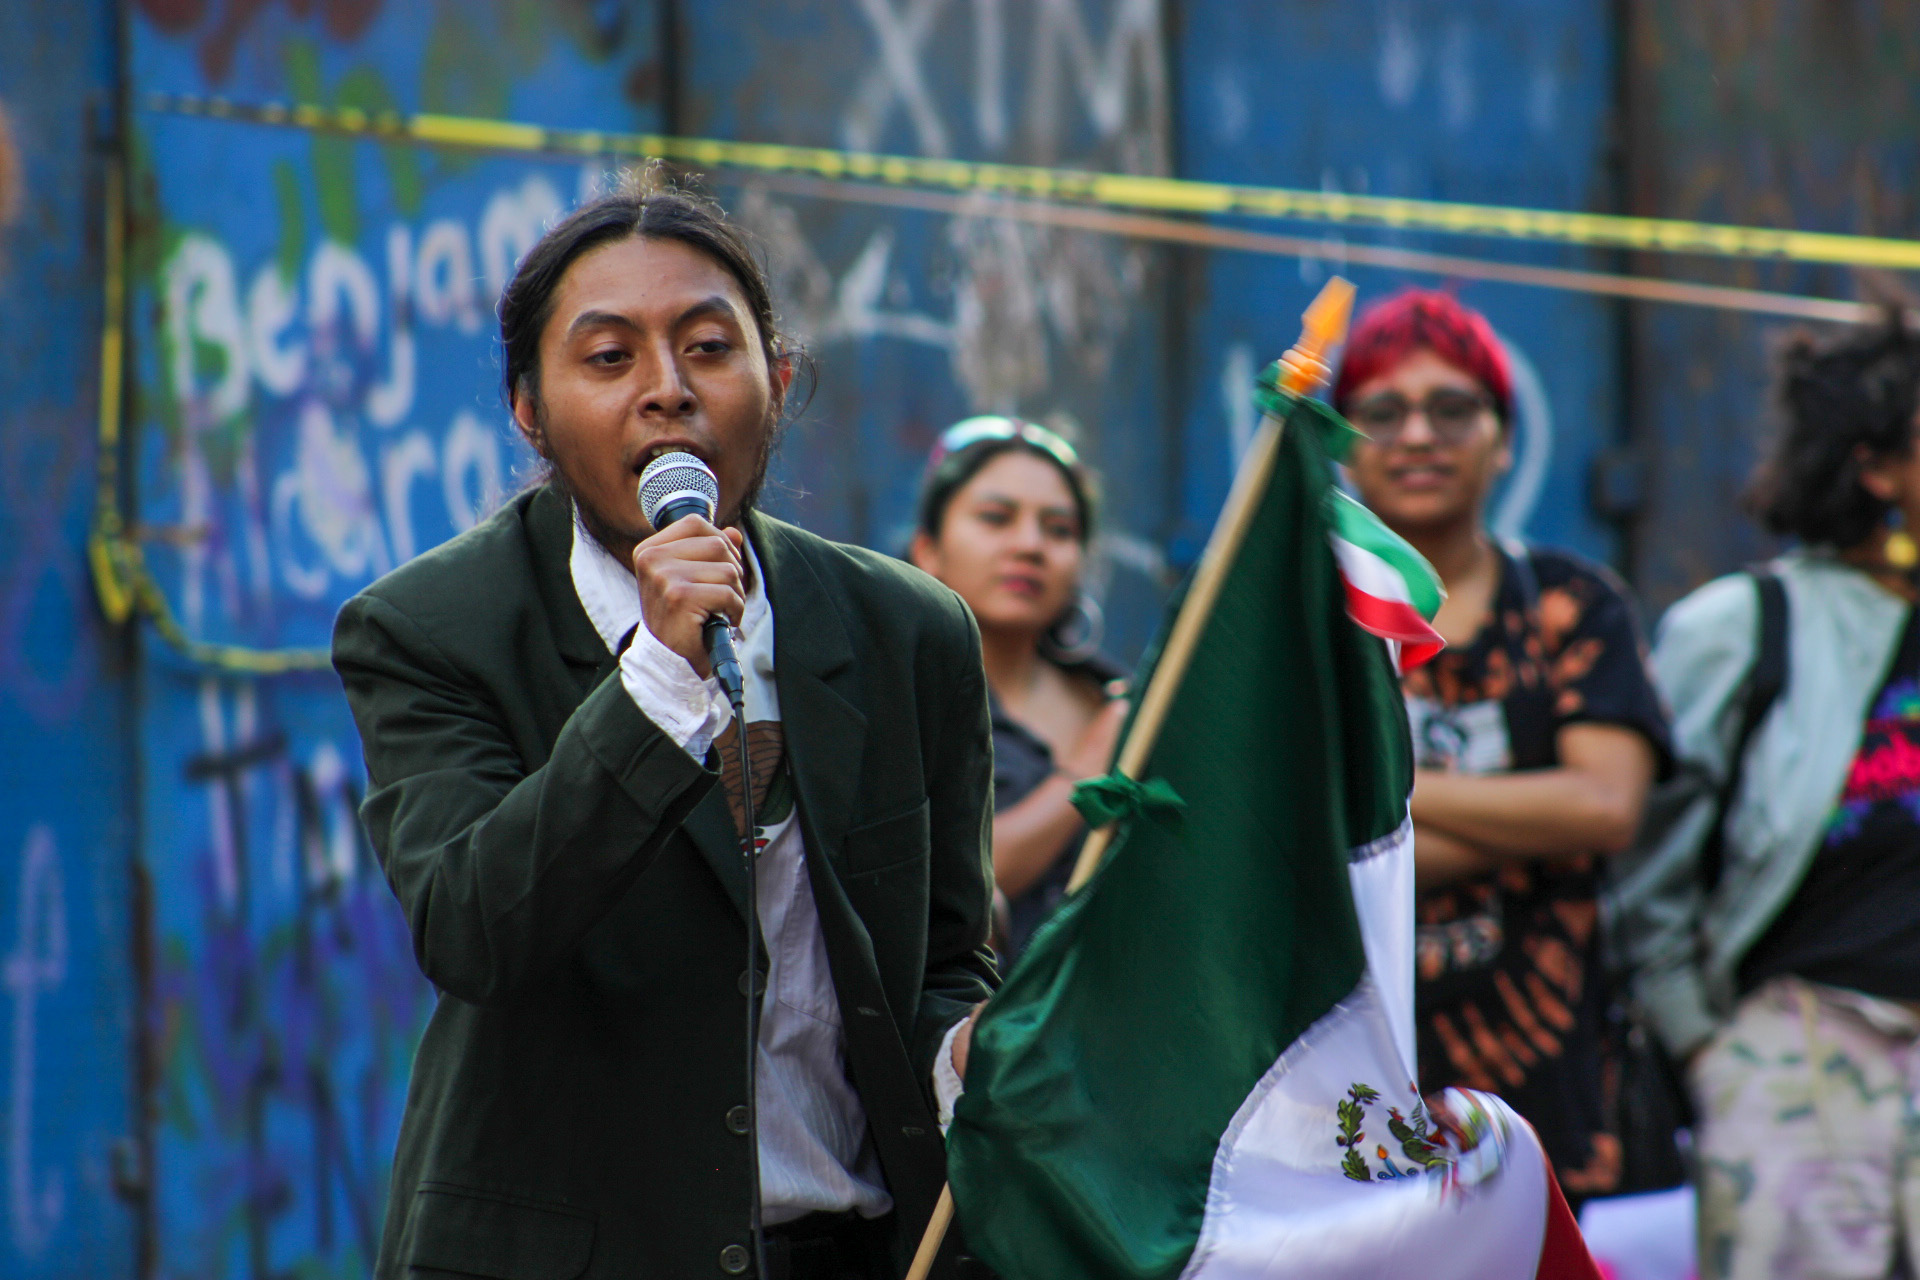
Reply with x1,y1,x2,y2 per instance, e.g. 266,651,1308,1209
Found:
637,452,745,705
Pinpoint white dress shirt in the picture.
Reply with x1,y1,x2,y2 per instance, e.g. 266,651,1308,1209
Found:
571,513,972,1223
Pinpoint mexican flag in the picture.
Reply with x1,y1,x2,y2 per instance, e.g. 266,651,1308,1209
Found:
1330,485,1445,672
1256,359,1447,673
945,376,1596,1280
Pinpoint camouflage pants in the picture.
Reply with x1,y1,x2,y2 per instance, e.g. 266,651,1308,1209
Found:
1691,975,1920,1280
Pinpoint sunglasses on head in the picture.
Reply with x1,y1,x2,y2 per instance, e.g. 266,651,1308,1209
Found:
927,416,1081,473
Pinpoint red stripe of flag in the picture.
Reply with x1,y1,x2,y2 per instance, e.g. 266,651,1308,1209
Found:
1340,578,1445,671
1534,1168,1604,1280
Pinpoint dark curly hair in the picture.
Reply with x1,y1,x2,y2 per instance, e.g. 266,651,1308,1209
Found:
1747,316,1920,550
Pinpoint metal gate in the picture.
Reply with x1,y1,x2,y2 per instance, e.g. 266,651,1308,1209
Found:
12,2,1906,1277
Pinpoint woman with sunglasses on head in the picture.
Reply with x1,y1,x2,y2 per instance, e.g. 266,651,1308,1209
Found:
1334,290,1669,1207
910,417,1129,960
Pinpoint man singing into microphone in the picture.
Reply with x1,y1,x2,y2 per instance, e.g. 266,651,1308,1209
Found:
332,175,995,1280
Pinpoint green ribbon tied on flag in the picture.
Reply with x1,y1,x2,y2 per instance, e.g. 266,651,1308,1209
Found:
1071,773,1187,828
1253,360,1367,462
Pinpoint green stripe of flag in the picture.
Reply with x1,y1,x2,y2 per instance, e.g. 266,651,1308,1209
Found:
1327,489,1445,620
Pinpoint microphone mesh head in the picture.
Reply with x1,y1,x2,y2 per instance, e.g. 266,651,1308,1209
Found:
638,452,720,528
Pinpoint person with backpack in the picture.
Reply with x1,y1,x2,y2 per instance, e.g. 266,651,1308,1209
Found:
1334,289,1670,1208
1616,319,1920,1280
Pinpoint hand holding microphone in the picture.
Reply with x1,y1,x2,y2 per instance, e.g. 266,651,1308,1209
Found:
631,452,746,703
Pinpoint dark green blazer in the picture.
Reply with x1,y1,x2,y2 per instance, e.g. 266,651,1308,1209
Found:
333,483,996,1279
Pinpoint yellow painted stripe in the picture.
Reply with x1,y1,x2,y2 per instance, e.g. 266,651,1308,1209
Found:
142,93,1920,269
91,147,334,672
410,112,548,151
1093,173,1233,214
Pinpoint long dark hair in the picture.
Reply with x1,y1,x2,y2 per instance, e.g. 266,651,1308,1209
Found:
497,166,807,414
1747,315,1920,549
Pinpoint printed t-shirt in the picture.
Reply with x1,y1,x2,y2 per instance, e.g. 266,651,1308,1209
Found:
1741,607,1920,1000
1404,545,1668,1203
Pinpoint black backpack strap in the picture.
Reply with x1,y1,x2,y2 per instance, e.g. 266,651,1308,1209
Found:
1698,569,1788,893
1747,572,1790,732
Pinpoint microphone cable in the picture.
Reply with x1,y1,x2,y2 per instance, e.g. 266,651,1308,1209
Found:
723,660,769,1280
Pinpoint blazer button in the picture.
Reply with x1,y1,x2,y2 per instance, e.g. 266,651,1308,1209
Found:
738,969,767,997
726,1105,750,1136
719,1243,751,1274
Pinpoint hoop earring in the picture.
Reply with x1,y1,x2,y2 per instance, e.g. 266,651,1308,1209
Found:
1041,592,1104,664
1888,507,1918,570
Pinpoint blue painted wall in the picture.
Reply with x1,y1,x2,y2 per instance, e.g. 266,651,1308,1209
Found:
1173,1,1623,564
680,0,1182,658
1,2,1911,1277
0,3,138,1276
114,11,1632,1267
124,3,663,1275
1624,1,1920,610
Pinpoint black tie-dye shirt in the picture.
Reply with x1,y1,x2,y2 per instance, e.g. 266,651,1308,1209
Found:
1401,544,1668,1203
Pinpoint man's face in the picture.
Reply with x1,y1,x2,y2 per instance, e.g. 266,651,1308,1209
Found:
514,235,789,564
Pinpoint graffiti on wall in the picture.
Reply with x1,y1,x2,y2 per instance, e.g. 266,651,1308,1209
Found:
679,0,1178,626
1165,0,1621,563
148,673,428,1274
0,4,143,1272
127,2,671,1273
840,0,1168,164
151,169,576,631
134,141,613,1271
830,0,1169,411
129,1,1175,1273
6,824,68,1258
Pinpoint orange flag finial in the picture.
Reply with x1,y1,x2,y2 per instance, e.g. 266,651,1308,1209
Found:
1276,276,1356,398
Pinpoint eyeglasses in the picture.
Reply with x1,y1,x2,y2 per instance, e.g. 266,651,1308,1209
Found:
1346,389,1495,445
928,416,1081,473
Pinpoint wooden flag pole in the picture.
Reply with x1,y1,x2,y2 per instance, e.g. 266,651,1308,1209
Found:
901,276,1355,1280
903,1185,955,1280
1066,275,1354,893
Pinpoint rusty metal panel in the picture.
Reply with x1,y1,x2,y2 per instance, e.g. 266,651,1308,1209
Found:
1624,0,1920,611
123,3,662,1275
1172,1,1625,567
678,0,1182,657
0,2,139,1277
